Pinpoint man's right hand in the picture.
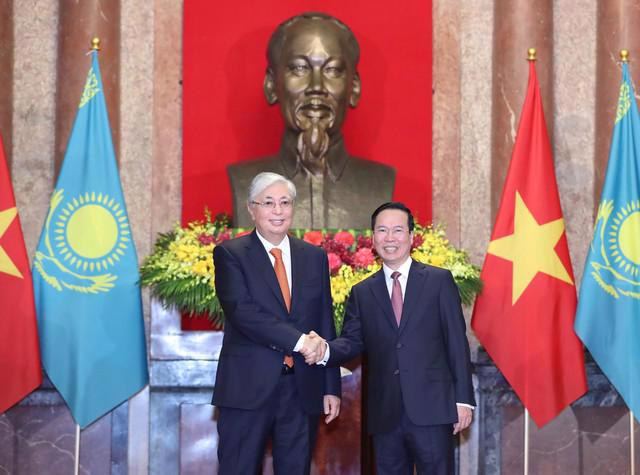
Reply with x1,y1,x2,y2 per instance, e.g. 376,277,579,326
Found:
300,331,327,364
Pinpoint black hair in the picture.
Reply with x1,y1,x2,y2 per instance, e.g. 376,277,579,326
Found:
266,12,360,70
371,202,415,232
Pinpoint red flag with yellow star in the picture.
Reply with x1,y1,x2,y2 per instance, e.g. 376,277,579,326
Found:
0,133,42,413
471,60,587,427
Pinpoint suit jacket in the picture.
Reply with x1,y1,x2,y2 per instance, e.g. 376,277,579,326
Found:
328,260,475,434
212,231,341,415
228,133,395,229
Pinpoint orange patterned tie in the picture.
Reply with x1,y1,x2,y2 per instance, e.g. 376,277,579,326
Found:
270,248,293,367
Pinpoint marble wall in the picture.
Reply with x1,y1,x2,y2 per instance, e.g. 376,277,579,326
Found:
2,0,639,473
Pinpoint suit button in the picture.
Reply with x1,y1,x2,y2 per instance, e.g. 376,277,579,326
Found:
393,369,400,375
396,343,402,349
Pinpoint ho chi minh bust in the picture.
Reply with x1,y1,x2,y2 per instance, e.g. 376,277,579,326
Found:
228,12,395,229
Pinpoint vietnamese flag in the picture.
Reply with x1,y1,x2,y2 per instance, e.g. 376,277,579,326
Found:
471,58,587,427
0,133,42,413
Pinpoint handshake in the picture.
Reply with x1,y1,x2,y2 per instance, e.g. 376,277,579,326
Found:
299,331,328,365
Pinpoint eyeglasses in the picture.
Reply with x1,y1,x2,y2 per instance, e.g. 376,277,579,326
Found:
374,226,409,237
250,199,294,210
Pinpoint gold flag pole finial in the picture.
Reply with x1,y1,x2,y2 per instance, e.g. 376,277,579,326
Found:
527,48,536,61
91,37,101,51
621,49,629,62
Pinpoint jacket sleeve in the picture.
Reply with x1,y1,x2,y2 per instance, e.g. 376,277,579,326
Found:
327,284,365,367
440,270,476,406
214,244,302,352
319,252,341,397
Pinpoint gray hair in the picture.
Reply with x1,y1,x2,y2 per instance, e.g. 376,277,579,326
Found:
247,172,297,203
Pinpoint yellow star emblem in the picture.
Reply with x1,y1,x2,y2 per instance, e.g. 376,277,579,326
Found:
488,191,572,304
0,206,23,278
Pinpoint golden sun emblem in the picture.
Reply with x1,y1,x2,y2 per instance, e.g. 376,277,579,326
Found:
608,201,640,278
54,192,131,272
34,189,128,294
590,200,640,299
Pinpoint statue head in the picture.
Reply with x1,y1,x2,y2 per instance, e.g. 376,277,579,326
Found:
264,12,362,175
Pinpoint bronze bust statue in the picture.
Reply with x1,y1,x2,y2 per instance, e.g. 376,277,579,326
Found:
228,12,395,229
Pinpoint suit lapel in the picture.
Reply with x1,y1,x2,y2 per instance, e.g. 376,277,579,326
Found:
398,260,429,335
369,269,399,331
247,231,288,314
289,236,304,317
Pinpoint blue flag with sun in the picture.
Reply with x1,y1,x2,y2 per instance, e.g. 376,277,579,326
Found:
32,49,148,428
575,62,640,420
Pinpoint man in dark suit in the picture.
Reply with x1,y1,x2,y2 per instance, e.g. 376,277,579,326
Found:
303,202,475,475
213,172,341,474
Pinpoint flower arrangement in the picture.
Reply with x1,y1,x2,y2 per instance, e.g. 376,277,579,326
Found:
140,213,482,332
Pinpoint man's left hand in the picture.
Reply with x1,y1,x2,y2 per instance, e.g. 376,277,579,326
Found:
323,395,341,424
453,406,473,434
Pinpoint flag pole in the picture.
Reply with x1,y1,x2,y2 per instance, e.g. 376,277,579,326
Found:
620,46,633,475
524,408,530,475
72,36,99,475
74,423,80,475
521,47,536,475
631,410,635,475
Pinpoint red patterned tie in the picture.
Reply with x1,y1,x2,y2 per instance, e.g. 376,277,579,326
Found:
270,248,293,367
391,271,403,326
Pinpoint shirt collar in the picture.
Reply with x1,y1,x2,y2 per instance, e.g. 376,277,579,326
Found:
382,256,413,281
279,130,350,182
255,229,290,256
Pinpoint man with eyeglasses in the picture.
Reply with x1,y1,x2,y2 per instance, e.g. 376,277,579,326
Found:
302,202,475,475
212,172,341,474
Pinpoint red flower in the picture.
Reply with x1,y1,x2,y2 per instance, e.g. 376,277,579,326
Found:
303,231,324,246
215,229,231,243
327,252,343,275
353,247,375,268
356,235,373,249
412,234,424,249
333,231,355,248
198,233,215,245
235,229,252,238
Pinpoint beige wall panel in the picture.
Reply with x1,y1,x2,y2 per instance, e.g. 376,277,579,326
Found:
12,0,59,257
553,0,597,286
120,0,154,261
151,0,183,237
120,1,155,474
459,1,494,269
0,0,13,167
432,0,461,245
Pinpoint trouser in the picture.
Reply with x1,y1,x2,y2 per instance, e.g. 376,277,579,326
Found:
373,409,454,475
217,373,320,475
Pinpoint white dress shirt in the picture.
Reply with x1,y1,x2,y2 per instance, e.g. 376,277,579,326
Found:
382,256,413,299
255,230,306,353
255,230,292,291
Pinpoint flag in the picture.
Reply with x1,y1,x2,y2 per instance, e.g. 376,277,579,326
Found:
575,61,640,419
32,49,148,428
471,59,587,427
0,134,42,413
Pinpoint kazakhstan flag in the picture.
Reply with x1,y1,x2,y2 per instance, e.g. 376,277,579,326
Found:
33,49,148,428
575,62,640,419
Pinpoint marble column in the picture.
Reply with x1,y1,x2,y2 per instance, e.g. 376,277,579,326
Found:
459,0,494,268
491,0,553,219
594,0,640,204
432,0,461,245
0,0,13,167
552,0,597,283
12,0,59,255
55,0,120,176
